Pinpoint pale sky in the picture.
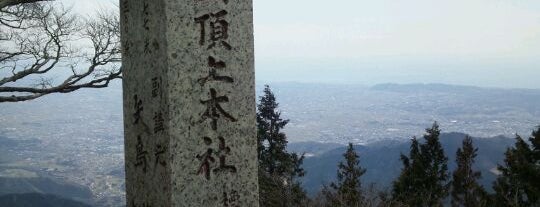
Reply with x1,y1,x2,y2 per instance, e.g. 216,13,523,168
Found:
63,0,540,89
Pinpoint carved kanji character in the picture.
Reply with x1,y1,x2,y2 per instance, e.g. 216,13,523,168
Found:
213,137,237,174
133,95,143,125
153,111,165,134
144,39,150,54
194,10,232,50
135,135,148,172
143,1,150,31
196,137,215,180
154,144,167,168
198,56,234,86
199,88,237,130
222,189,240,207
151,77,162,98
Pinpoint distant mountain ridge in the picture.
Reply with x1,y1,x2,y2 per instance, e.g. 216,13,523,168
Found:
371,83,484,92
267,82,540,143
371,83,540,93
1,82,538,205
291,133,516,195
0,193,91,207
0,176,94,203
0,135,95,205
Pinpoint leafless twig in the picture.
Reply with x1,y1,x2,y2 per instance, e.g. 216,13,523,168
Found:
0,1,122,102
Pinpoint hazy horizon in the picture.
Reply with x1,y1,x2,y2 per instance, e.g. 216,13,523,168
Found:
254,0,540,89
59,0,540,89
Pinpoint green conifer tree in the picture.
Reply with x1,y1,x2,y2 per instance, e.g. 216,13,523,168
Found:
493,127,540,207
392,122,449,207
531,127,540,153
328,143,366,207
451,136,488,207
530,127,540,193
257,85,289,175
392,137,424,206
256,85,307,207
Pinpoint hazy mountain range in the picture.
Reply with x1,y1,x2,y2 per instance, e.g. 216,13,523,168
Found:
0,193,90,207
288,132,516,195
273,82,540,144
0,82,538,206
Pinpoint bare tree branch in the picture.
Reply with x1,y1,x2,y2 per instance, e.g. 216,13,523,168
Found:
0,0,50,9
0,1,122,102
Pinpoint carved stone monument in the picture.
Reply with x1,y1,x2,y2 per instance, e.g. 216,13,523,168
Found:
120,0,258,206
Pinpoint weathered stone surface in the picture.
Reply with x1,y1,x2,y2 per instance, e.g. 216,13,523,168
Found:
120,0,258,206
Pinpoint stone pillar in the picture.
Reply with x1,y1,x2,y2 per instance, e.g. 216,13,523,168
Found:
120,0,258,206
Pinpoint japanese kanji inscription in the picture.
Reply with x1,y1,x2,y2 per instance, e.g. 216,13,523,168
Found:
121,0,258,206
